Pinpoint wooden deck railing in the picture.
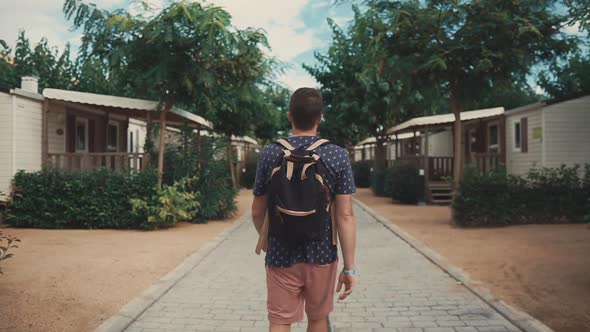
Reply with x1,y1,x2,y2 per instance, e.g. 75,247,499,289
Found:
46,152,148,171
468,153,502,173
396,156,454,181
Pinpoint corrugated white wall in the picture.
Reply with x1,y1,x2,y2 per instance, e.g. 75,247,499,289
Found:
0,92,13,197
48,103,66,153
13,96,42,173
543,96,590,169
506,109,543,176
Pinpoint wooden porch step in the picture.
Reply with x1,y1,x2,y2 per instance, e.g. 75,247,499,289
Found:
429,182,452,189
427,181,453,205
431,192,453,198
432,198,453,205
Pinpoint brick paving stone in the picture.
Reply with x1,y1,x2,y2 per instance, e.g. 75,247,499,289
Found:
125,206,520,332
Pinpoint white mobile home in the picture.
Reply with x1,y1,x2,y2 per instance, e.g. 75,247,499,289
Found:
0,80,43,199
0,77,211,201
505,96,590,175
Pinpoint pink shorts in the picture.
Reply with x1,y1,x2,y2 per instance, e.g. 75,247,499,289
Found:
266,261,338,324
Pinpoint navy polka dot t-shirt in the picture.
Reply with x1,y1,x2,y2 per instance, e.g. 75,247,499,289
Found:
253,136,356,268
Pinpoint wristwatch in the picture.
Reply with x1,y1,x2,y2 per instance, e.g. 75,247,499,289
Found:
343,269,357,275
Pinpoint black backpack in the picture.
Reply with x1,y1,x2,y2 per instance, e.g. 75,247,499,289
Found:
267,138,332,246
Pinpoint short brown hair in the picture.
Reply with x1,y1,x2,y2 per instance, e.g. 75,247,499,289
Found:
289,88,323,131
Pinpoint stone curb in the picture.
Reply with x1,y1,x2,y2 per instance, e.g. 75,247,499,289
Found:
94,213,251,332
352,198,554,332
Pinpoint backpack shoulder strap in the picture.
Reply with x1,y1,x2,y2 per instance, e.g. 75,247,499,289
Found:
275,138,294,150
306,138,330,151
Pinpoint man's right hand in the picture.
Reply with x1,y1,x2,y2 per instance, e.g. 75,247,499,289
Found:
336,270,355,301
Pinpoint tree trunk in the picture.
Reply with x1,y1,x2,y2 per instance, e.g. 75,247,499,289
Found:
157,109,168,188
226,140,237,189
374,138,387,170
157,97,175,188
450,84,464,192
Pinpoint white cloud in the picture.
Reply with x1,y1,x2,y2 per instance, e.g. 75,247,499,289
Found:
209,0,321,62
0,0,129,52
1,0,71,51
562,21,582,35
0,0,326,90
532,84,545,96
278,67,319,91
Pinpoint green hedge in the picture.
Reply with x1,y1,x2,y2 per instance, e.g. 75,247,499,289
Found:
370,169,391,197
131,177,199,229
7,135,240,229
389,162,424,204
453,165,590,227
162,136,238,223
352,161,372,188
240,158,257,189
190,138,237,222
191,159,237,222
370,162,424,203
7,168,158,229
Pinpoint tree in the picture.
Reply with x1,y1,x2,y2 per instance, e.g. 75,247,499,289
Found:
0,40,16,86
465,78,542,111
369,0,573,189
564,0,590,31
0,30,76,91
306,9,423,168
64,0,271,187
539,52,590,99
72,56,116,95
254,85,291,142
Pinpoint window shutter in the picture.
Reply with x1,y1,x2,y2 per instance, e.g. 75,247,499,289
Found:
66,113,76,153
96,117,107,152
521,117,528,153
478,122,486,152
88,119,96,153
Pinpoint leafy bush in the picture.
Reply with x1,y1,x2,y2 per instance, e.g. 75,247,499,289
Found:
452,168,514,226
131,177,199,229
240,158,257,189
7,168,158,229
191,138,237,222
370,168,391,197
389,162,424,204
352,161,372,188
453,165,590,227
160,134,238,222
192,159,237,222
0,230,20,275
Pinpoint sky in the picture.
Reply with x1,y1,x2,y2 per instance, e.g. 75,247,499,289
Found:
0,1,585,94
0,0,355,90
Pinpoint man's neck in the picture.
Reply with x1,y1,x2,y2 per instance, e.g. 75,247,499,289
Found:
291,128,318,137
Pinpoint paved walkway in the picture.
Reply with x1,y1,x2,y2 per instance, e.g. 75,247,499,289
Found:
125,204,520,332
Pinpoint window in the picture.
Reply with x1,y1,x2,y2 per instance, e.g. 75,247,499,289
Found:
107,122,119,151
488,124,499,152
76,118,88,152
467,129,477,155
513,121,521,151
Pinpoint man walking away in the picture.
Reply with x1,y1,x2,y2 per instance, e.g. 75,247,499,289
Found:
251,88,357,332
